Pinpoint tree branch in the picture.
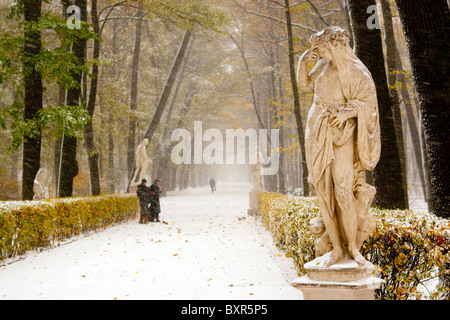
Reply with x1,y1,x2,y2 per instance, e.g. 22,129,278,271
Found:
98,1,148,36
305,0,330,26
99,15,149,24
242,8,317,32
267,0,286,7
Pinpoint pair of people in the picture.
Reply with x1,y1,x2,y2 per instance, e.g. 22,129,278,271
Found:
137,178,162,224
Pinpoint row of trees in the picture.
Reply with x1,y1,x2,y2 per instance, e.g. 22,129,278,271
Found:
0,0,227,197
0,0,448,218
346,0,450,217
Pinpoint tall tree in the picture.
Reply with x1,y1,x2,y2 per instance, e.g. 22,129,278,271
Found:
284,0,309,196
59,0,87,198
380,0,429,206
395,0,450,218
142,29,193,142
227,29,266,132
379,0,408,203
22,0,43,200
84,0,101,196
126,29,192,189
54,1,69,199
127,5,145,182
273,37,287,194
156,37,196,194
347,0,408,209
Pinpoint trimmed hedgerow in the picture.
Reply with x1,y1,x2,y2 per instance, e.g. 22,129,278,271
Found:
0,194,138,261
258,192,449,300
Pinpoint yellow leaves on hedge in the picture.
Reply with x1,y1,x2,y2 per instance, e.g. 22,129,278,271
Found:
258,192,450,300
258,192,319,276
0,194,138,261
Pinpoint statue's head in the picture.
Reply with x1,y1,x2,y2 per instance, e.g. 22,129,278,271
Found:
310,26,350,61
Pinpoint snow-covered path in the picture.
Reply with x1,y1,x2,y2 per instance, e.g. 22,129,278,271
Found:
0,182,303,300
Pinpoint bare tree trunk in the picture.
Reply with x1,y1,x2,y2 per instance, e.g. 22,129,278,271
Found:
84,0,101,195
22,0,43,200
127,6,145,182
380,0,409,205
143,29,193,142
107,110,115,191
156,37,196,193
228,31,267,132
54,87,65,197
336,0,354,48
59,0,87,198
284,0,309,196
276,55,286,195
396,0,450,218
54,2,68,197
419,117,434,212
347,0,408,209
129,29,192,191
381,0,428,206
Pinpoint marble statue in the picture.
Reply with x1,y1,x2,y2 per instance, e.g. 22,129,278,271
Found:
251,152,263,191
33,168,49,200
132,138,152,184
297,26,381,267
310,217,333,258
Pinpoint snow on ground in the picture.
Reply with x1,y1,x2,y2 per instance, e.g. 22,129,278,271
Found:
0,182,303,300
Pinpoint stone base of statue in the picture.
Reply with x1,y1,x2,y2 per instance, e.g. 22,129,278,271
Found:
247,190,259,216
129,176,142,193
292,252,384,300
128,185,137,194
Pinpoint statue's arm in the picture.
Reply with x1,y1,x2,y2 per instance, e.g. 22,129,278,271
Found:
297,49,325,91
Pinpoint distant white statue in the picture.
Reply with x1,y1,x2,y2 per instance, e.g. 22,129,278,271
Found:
251,152,263,191
132,138,152,184
33,168,49,200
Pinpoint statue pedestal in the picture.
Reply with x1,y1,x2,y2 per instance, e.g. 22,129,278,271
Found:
247,190,258,216
292,252,384,300
129,185,137,194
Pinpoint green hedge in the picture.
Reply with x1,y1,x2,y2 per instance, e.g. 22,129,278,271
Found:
0,194,138,261
258,192,449,300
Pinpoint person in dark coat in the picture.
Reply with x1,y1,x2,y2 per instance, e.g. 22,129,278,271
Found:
137,179,151,224
149,178,162,222
209,178,216,193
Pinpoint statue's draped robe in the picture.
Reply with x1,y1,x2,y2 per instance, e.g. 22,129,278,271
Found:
308,44,381,219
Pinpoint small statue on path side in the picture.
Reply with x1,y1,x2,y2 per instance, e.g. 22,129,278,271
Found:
310,217,333,258
33,168,49,200
132,138,152,185
251,151,263,192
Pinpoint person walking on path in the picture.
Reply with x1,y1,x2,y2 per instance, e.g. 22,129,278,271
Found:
209,178,216,193
149,179,162,222
137,179,151,224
